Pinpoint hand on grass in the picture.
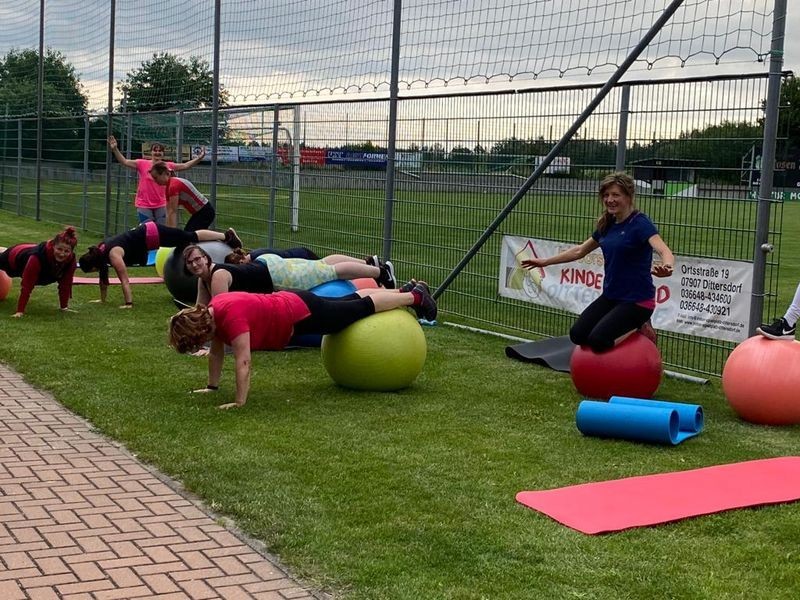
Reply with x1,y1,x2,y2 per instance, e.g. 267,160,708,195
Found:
119,304,133,309
11,312,24,318
191,387,217,394
217,402,241,410
89,299,104,304
60,307,77,313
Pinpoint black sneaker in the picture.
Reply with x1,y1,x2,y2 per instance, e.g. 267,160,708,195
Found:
365,255,380,267
224,228,243,249
399,279,417,293
376,260,397,289
411,282,437,322
756,317,796,340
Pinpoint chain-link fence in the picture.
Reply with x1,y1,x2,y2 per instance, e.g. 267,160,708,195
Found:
0,0,789,376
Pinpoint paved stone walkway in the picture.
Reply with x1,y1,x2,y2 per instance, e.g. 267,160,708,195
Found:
0,363,322,600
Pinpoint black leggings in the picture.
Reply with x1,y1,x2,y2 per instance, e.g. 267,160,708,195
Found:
570,295,653,352
292,290,375,336
184,204,215,232
155,224,199,249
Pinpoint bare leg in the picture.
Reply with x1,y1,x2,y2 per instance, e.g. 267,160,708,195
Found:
323,254,368,265
333,262,380,279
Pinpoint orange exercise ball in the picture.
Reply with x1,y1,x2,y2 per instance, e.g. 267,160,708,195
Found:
0,271,12,301
722,335,800,425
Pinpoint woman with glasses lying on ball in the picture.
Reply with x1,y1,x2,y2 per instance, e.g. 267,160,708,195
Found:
182,244,398,306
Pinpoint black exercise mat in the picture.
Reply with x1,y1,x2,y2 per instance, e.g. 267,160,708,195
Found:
505,335,576,373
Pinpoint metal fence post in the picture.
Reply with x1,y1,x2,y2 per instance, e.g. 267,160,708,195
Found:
209,0,221,216
268,107,280,246
35,0,45,221
17,119,22,216
749,0,787,334
176,109,184,162
82,115,90,229
292,106,301,232
616,85,631,171
104,0,117,237
382,0,402,261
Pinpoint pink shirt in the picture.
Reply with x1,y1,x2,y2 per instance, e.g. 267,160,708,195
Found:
134,159,176,209
210,292,312,350
168,177,209,214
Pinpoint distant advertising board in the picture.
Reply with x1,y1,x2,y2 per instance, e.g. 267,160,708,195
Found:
326,150,387,168
194,145,239,163
532,155,571,175
499,235,753,343
238,146,272,162
397,151,423,171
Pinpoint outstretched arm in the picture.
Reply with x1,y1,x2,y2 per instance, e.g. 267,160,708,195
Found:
108,136,137,169
649,234,675,278
173,146,206,172
521,237,599,269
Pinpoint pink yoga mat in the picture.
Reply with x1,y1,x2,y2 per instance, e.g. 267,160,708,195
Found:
516,456,800,534
73,276,163,285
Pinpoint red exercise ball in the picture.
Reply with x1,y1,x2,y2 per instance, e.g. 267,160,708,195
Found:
722,335,800,425
570,332,663,400
0,271,12,301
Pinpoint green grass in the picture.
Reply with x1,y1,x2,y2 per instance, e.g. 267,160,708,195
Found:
2,211,800,599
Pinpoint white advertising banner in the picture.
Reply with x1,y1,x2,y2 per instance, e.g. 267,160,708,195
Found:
194,145,239,163
499,235,753,343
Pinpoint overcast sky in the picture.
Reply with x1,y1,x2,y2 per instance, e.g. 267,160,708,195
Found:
0,0,794,111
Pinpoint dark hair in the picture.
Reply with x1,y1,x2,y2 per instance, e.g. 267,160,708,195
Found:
78,246,105,272
149,161,172,178
150,142,165,152
53,225,78,248
182,244,212,276
596,172,636,235
224,248,249,264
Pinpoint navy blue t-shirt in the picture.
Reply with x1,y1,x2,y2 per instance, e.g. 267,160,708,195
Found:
592,211,658,303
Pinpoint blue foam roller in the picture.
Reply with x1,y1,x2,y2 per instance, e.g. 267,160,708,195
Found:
576,401,680,445
310,279,357,298
146,249,157,266
609,396,704,439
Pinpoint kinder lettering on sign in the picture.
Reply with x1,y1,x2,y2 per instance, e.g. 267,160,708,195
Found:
499,235,752,342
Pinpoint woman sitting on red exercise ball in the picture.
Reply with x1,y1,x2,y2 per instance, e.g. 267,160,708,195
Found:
522,171,674,352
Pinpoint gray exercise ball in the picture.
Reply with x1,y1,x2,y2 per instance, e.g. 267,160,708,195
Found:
162,241,233,307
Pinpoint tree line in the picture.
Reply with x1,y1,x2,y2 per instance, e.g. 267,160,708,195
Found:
0,47,796,184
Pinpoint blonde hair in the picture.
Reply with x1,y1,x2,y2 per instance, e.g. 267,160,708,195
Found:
169,305,214,353
596,172,636,234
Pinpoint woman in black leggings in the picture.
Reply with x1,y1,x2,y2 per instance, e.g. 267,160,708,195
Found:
78,222,242,308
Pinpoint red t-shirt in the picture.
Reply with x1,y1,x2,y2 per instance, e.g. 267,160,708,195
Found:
209,291,311,350
167,177,209,214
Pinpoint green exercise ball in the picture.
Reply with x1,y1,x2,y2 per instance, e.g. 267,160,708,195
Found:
321,309,427,391
154,246,173,277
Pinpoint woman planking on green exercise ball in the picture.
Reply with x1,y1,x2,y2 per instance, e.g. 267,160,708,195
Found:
168,285,437,409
